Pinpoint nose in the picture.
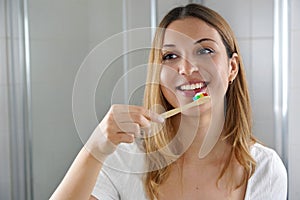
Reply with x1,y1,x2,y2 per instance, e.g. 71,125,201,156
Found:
178,59,198,76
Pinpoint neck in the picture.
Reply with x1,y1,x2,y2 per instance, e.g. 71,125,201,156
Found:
171,112,231,165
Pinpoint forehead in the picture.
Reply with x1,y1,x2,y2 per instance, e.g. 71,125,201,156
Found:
163,17,222,44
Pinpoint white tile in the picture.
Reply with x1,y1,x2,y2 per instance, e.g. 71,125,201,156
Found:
291,0,300,30
203,0,252,38
251,0,274,37
291,30,300,88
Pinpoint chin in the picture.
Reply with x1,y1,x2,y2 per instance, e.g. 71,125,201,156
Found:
182,102,211,117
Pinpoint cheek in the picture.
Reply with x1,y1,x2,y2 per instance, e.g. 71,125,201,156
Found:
160,66,179,107
205,59,230,92
197,58,230,104
159,65,178,89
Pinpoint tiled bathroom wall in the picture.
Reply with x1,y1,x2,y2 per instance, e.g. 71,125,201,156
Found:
27,0,125,198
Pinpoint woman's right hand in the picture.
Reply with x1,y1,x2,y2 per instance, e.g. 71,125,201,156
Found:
85,104,164,162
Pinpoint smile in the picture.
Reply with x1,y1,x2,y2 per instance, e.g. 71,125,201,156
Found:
177,82,207,91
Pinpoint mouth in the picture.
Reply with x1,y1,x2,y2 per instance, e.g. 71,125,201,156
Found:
176,81,208,96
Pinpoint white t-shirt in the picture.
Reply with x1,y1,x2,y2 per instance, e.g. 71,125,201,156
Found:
91,143,287,200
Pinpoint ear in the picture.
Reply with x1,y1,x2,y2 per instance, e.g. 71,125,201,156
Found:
228,53,239,82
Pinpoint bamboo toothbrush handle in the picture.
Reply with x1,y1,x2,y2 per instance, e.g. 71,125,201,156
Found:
160,96,210,119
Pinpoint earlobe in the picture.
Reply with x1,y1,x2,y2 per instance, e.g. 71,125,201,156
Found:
228,53,239,82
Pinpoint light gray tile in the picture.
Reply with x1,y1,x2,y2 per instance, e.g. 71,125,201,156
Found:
0,129,11,200
251,39,274,120
157,0,190,22
0,0,6,38
5,0,23,39
291,30,300,88
291,0,300,30
30,39,88,84
87,0,122,47
289,88,300,145
3,38,26,86
288,145,300,199
237,39,252,91
251,0,274,37
253,120,275,148
28,0,89,40
126,0,151,29
203,0,252,38
0,38,8,86
0,85,9,132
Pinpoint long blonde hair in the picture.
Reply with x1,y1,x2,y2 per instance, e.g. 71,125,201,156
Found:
143,4,257,199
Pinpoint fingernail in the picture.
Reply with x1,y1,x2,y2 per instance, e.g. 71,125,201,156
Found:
157,115,165,123
149,111,165,123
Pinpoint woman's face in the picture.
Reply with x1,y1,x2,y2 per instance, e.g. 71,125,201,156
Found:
160,17,238,115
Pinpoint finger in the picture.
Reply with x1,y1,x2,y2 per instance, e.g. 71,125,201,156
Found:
110,104,164,123
115,122,140,135
113,113,151,128
107,132,135,144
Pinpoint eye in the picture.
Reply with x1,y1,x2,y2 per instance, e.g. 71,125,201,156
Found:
162,53,178,61
197,48,214,55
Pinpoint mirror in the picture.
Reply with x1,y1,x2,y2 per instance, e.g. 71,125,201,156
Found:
1,0,296,199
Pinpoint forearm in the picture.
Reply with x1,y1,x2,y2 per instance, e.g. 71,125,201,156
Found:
50,147,106,200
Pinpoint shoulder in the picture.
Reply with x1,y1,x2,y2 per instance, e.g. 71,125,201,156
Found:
245,143,287,200
250,143,287,180
250,143,283,167
250,143,287,176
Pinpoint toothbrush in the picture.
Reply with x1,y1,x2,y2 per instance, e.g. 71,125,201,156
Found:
160,92,210,119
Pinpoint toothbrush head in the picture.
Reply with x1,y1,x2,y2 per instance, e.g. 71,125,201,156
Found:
193,92,208,101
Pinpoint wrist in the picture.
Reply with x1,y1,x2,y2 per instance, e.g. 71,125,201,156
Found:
84,126,116,163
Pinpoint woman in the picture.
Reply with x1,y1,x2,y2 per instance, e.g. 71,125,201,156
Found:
51,4,287,200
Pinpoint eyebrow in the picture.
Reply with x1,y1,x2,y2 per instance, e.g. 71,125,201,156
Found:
162,38,217,48
194,38,216,44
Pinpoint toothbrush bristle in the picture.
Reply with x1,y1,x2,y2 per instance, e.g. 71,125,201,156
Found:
193,92,208,101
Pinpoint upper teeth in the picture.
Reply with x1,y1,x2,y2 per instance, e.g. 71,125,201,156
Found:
180,82,205,90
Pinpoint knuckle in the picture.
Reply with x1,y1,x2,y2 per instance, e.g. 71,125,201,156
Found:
109,104,120,112
107,134,120,145
106,133,114,142
107,112,116,124
133,123,140,133
137,114,144,122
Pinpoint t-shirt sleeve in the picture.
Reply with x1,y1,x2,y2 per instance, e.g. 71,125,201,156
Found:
246,144,288,200
91,168,120,200
269,152,288,200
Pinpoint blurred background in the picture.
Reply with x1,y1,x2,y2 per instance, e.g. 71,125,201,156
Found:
0,0,298,199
